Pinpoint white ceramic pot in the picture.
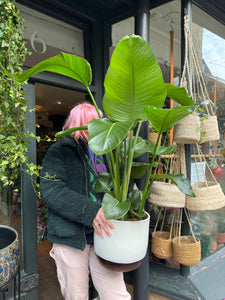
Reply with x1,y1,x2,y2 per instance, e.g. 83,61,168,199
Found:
94,212,150,264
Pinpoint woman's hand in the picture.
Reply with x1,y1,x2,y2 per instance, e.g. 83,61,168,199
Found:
92,208,114,238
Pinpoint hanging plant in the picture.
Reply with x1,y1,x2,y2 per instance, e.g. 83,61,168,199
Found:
0,0,39,188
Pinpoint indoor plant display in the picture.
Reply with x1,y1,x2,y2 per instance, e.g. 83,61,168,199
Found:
17,34,196,266
217,215,225,244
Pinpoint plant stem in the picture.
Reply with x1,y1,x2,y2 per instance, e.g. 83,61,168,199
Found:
86,86,102,119
121,122,142,202
140,113,170,213
139,133,160,213
110,150,120,200
105,152,114,186
115,146,121,199
121,137,129,202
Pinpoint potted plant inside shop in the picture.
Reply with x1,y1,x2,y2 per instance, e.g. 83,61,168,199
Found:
217,215,225,244
17,34,196,269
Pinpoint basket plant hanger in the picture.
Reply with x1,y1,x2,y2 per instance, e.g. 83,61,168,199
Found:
186,143,225,211
173,15,219,144
172,208,201,266
151,207,175,259
149,144,186,208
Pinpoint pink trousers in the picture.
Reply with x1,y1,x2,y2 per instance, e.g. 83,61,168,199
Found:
50,243,131,300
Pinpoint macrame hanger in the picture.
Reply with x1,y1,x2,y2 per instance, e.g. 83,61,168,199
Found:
153,207,163,233
182,15,214,115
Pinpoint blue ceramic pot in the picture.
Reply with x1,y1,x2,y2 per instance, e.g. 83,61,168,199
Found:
0,225,19,287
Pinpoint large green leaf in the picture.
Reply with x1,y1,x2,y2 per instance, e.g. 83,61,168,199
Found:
16,52,92,87
88,118,133,155
102,35,166,122
133,137,176,158
102,193,131,220
151,173,195,197
129,190,142,210
165,83,194,106
144,104,197,133
133,137,152,158
131,162,150,179
94,172,113,193
156,144,177,155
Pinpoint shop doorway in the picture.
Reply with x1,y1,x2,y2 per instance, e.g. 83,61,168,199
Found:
35,83,87,299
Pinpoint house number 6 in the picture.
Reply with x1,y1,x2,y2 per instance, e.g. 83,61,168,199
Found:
31,31,47,54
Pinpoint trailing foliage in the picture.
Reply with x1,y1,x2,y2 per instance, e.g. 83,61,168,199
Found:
0,0,38,187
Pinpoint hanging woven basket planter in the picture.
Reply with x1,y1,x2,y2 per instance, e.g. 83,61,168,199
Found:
200,115,220,143
149,181,185,208
172,235,201,266
173,113,200,144
149,144,186,208
186,144,225,211
186,181,225,211
176,15,219,146
151,208,175,259
172,209,201,266
152,231,173,259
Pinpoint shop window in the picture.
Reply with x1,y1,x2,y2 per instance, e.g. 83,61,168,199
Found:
190,5,225,260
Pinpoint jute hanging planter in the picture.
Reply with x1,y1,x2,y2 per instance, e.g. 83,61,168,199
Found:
172,236,201,266
199,99,219,143
172,209,201,266
200,115,220,143
186,144,225,211
173,113,200,144
186,181,225,211
149,181,185,208
149,144,186,208
151,208,174,259
175,15,219,145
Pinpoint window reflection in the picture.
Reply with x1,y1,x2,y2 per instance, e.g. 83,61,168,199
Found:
191,7,225,259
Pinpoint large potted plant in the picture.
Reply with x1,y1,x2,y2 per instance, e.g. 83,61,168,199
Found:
17,34,196,267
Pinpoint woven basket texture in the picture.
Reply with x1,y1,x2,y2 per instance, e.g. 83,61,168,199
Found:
173,113,200,144
186,181,225,211
149,181,185,208
151,231,172,259
201,116,220,142
172,236,201,266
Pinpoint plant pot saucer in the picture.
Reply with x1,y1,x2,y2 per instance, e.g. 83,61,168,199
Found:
97,256,143,272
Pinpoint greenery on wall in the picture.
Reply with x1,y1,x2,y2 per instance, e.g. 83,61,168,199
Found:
0,0,39,189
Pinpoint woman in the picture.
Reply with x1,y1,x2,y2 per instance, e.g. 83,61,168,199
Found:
40,103,131,300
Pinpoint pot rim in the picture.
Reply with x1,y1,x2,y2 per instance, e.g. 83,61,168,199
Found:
109,211,150,224
0,225,18,252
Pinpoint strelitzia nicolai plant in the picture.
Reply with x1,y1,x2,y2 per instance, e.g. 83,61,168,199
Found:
17,34,196,221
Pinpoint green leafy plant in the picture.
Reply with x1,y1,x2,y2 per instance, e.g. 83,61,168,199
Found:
0,0,41,190
17,34,196,221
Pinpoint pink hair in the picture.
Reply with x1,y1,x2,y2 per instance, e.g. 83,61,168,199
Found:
63,102,102,142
